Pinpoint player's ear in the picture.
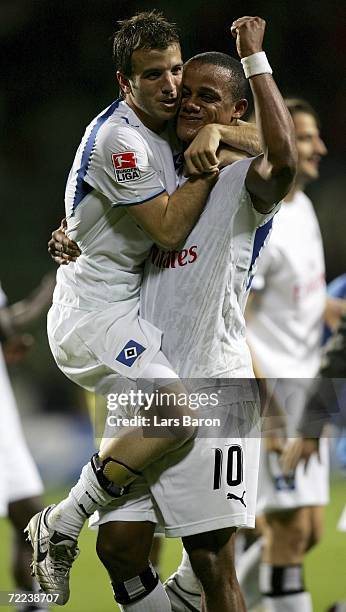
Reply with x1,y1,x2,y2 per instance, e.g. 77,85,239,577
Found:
117,71,132,96
233,99,248,119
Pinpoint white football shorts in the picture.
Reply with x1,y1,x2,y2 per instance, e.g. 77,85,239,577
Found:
90,385,261,537
47,302,178,398
256,378,329,513
256,438,329,514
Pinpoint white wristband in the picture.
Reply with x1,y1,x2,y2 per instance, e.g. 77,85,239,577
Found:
241,51,272,79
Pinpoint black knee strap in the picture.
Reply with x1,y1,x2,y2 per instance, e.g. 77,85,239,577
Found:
91,453,140,497
112,564,159,604
260,564,305,597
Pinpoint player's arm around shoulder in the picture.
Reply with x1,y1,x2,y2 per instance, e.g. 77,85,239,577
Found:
231,16,297,213
184,121,261,176
100,122,218,249
126,172,218,249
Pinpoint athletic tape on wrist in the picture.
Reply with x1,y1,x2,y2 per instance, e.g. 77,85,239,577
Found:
241,51,272,79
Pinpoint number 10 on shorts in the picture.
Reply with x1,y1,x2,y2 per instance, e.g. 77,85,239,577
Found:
213,445,243,489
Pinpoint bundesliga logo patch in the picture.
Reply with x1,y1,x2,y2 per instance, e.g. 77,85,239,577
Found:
112,152,141,182
116,340,146,367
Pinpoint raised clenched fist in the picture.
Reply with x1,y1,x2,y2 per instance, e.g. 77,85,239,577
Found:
230,16,266,58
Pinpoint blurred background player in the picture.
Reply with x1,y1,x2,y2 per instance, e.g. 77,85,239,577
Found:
282,275,346,612
0,275,54,611
241,98,346,612
282,272,346,470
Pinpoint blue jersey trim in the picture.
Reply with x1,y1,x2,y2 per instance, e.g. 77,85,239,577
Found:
247,217,274,289
120,115,140,128
112,188,166,208
327,273,346,299
72,99,121,211
323,273,346,342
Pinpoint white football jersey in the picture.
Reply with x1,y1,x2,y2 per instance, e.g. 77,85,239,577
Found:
246,191,326,377
53,99,179,312
140,158,279,377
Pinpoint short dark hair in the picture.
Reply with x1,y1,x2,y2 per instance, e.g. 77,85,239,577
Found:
185,52,248,101
285,98,321,128
112,10,180,77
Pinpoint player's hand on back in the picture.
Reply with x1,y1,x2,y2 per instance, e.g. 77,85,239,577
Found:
281,437,320,474
324,297,346,332
48,218,81,265
230,16,266,58
264,433,285,454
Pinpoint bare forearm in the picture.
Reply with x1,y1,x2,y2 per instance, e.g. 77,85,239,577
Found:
250,74,296,171
163,175,217,246
217,122,261,156
130,173,217,249
230,16,297,209
5,275,54,330
245,73,297,208
0,301,33,339
8,299,45,328
0,300,37,339
0,309,15,342
183,122,261,175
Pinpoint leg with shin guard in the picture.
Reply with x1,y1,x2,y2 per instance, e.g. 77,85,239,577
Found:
112,565,171,611
91,453,141,495
43,452,138,542
25,453,141,604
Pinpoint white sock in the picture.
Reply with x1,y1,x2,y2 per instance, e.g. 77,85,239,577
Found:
263,591,313,611
236,536,263,608
118,582,172,611
331,601,346,612
337,504,346,531
175,548,201,594
48,461,115,539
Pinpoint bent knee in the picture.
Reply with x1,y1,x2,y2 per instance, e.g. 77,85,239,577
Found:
96,536,122,567
96,537,143,580
96,523,154,581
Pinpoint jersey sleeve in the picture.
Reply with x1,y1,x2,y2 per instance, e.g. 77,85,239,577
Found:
87,125,166,207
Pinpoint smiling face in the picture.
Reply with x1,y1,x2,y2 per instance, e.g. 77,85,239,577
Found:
176,61,247,142
117,44,183,133
293,111,327,186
